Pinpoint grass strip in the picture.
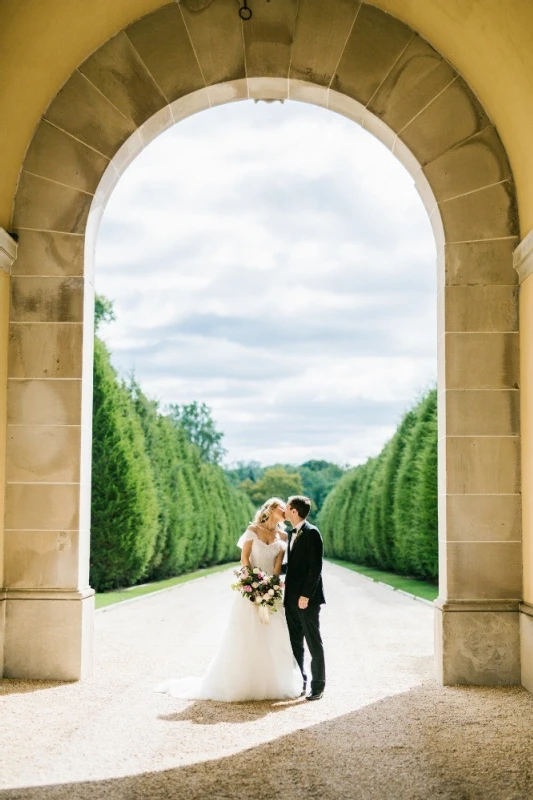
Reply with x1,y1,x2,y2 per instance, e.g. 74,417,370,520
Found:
96,559,438,609
327,558,438,602
95,562,239,609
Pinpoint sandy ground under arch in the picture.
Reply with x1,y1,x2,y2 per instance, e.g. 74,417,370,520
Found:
2,561,533,799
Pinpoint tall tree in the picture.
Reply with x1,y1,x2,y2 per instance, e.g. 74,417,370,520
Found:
94,294,116,330
226,459,345,516
393,390,437,577
377,409,419,569
225,461,264,487
90,339,158,592
298,460,346,514
167,401,226,464
318,388,438,582
91,295,254,591
413,399,438,580
240,466,304,507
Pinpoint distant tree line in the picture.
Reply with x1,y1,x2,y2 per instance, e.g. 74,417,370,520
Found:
90,298,253,593
318,389,438,582
225,460,346,518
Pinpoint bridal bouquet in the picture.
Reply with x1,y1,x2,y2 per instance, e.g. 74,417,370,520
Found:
231,566,283,624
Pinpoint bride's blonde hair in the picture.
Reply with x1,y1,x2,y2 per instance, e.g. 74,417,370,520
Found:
252,497,285,526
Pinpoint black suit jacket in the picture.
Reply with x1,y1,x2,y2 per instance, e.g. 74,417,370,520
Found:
284,520,326,607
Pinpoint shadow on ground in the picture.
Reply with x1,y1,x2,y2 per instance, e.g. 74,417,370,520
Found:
159,695,305,725
0,680,70,697
2,679,533,800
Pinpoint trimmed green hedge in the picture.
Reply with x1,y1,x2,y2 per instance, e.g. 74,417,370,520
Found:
90,338,253,592
319,389,438,582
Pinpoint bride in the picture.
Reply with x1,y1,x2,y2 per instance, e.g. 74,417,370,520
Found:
155,497,302,702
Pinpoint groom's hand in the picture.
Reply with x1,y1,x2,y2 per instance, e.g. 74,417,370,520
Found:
298,596,309,609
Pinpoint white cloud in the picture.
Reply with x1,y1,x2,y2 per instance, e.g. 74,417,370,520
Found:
95,100,436,466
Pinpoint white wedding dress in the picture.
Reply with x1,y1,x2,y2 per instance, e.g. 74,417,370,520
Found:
154,530,302,702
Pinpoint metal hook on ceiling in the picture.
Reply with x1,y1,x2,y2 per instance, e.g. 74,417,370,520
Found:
239,0,272,21
239,1,252,20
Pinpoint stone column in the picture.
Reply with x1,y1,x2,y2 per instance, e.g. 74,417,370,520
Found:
514,230,533,691
435,237,522,685
2,227,95,680
0,228,17,675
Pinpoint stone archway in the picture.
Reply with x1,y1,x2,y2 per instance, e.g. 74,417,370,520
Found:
3,0,520,684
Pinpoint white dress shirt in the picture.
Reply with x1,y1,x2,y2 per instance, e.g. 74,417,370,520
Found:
290,519,305,550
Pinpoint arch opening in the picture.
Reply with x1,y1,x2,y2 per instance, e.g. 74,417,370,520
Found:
95,96,437,467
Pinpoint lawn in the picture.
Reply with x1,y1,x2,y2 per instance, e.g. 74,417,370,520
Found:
95,562,239,609
327,558,438,602
95,558,438,610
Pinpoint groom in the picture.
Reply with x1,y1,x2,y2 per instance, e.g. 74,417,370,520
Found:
284,495,326,701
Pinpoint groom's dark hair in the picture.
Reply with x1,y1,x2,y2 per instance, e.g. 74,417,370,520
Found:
288,495,311,520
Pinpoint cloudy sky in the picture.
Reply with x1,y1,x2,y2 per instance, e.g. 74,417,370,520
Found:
95,100,437,468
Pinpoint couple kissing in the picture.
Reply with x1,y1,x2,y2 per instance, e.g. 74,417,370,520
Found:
155,495,325,703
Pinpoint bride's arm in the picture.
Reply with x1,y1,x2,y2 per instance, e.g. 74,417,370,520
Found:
241,539,253,568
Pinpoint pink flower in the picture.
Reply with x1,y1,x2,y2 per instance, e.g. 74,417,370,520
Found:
244,585,252,593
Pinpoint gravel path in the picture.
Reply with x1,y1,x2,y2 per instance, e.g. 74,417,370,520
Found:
2,562,533,799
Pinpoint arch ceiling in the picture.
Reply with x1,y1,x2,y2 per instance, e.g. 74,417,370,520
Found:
0,0,532,233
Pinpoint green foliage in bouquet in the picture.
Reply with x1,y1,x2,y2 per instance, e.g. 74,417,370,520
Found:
231,566,283,619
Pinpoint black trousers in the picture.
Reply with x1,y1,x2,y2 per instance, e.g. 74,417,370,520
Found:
285,602,325,693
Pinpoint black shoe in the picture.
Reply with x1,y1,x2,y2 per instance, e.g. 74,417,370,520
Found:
306,690,324,701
